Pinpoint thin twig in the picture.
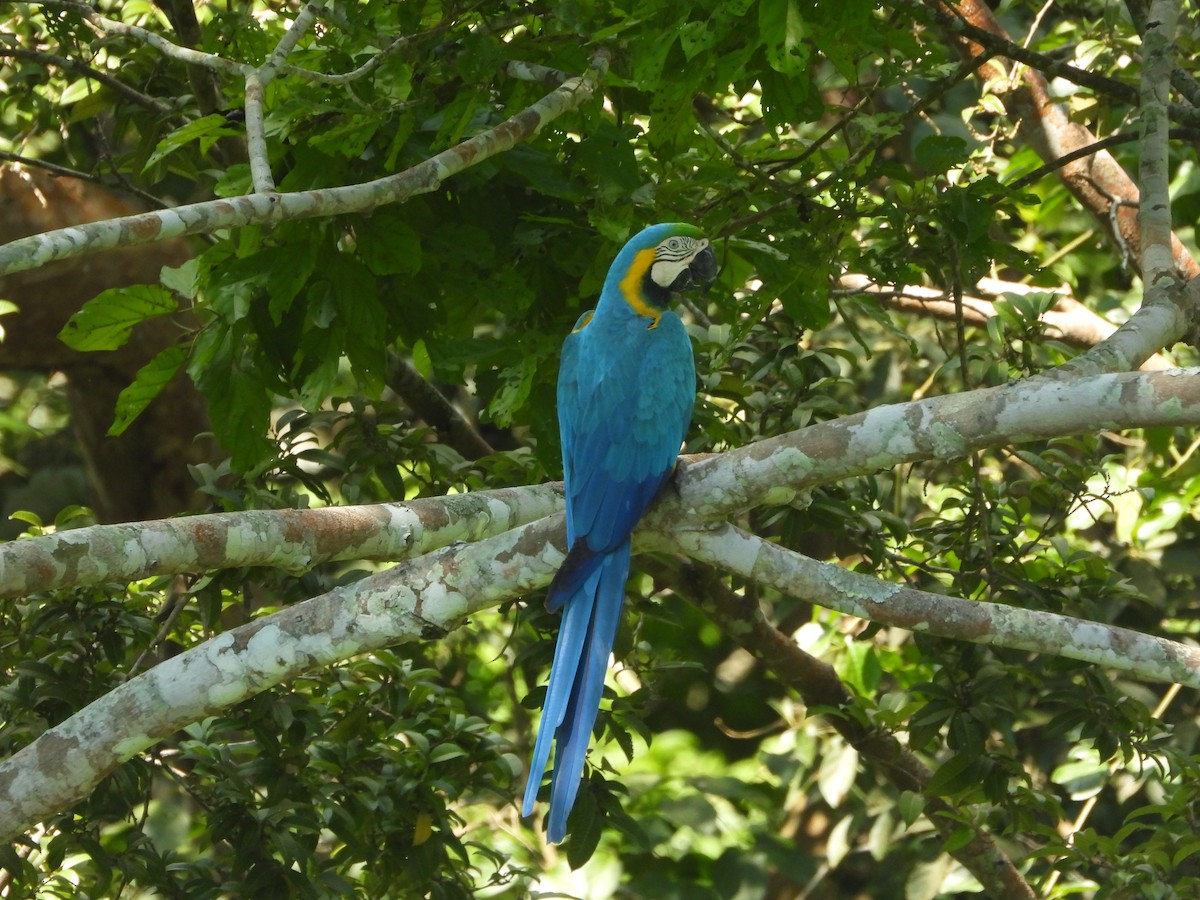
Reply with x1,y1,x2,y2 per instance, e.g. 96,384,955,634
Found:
0,148,171,213
1007,129,1200,191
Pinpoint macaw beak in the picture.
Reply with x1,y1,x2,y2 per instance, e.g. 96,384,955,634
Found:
669,245,719,292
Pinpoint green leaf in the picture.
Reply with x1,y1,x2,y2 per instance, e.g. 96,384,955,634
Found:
925,753,983,797
307,114,379,159
565,784,603,869
411,339,433,379
838,641,882,696
898,790,925,827
915,135,969,174
144,113,242,170
160,258,199,299
108,344,188,436
189,323,273,471
760,0,810,75
58,285,178,351
266,245,319,323
356,211,422,276
327,254,387,393
7,510,43,528
428,744,467,764
486,356,538,427
59,77,102,105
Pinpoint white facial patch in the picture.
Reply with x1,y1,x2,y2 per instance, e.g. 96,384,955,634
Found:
649,236,710,288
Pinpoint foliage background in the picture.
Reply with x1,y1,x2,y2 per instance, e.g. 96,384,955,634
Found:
1,0,1199,897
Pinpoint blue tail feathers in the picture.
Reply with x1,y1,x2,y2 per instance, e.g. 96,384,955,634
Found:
521,540,632,842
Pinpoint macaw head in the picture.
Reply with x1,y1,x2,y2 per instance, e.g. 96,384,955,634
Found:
608,222,719,316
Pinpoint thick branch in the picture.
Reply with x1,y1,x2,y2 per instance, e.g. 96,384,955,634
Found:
0,50,609,276
243,70,274,192
1136,0,1180,289
668,367,1200,518
0,485,559,599
838,273,1174,370
6,481,1200,843
0,516,563,841
658,524,1200,688
674,562,1035,900
6,367,1200,838
7,368,1200,597
1125,0,1200,108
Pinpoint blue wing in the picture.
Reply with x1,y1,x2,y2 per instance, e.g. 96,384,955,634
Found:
560,313,694,552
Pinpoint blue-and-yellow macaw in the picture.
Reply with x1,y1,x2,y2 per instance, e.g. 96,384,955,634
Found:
522,223,718,842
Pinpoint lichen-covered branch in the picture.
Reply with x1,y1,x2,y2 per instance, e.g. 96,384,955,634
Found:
5,367,1200,840
243,0,328,192
656,524,1200,688
666,367,1200,519
5,368,1200,598
0,515,565,841
1136,0,1180,289
667,561,1035,900
0,485,560,599
242,70,274,193
0,50,609,276
7,467,1200,843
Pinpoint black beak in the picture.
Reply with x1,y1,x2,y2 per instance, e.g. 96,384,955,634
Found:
669,245,719,292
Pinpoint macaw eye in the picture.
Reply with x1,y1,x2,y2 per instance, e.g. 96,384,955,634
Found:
666,238,683,251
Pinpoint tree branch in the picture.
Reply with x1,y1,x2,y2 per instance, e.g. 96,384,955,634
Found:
7,367,1200,597
1007,128,1200,192
0,50,610,276
0,46,174,114
668,367,1200,519
387,354,496,460
5,366,1200,843
1124,0,1200,109
243,0,328,192
671,561,1035,900
1136,0,1180,290
927,0,1200,295
39,0,249,75
0,484,559,599
0,515,564,841
920,0,1200,127
6,463,1200,845
836,273,1175,370
658,524,1200,688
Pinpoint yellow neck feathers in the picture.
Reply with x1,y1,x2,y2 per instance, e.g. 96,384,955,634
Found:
617,248,662,323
